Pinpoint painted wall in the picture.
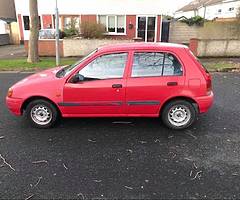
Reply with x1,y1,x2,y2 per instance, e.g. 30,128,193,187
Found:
174,0,240,19
190,39,240,57
0,20,7,34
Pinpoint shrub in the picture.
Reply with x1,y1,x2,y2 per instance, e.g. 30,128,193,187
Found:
80,22,106,39
181,16,205,26
63,18,79,38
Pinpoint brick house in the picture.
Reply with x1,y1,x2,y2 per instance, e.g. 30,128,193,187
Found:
14,0,164,44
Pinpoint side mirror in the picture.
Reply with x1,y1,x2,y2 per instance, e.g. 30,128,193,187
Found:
71,74,85,83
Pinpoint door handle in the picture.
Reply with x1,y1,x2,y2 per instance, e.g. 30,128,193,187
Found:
167,82,178,86
112,84,122,88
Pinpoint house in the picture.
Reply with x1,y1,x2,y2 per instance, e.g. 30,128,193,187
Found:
0,0,16,34
14,0,165,44
0,0,18,44
174,0,240,20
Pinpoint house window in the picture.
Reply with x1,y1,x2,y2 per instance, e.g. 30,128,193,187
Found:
229,7,234,11
218,9,222,13
23,16,30,30
23,16,41,30
108,16,115,32
98,15,126,34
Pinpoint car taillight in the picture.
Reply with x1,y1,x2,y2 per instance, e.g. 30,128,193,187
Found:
206,78,212,93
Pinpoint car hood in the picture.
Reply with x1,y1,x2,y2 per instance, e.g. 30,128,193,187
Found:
12,66,64,88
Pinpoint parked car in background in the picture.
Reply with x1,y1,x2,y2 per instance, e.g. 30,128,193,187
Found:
6,43,213,130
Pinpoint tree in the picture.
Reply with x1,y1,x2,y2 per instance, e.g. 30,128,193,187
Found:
27,0,39,63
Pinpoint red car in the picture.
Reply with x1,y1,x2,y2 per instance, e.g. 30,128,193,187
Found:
6,43,213,130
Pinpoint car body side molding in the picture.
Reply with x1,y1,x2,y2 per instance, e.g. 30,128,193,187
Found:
127,101,160,105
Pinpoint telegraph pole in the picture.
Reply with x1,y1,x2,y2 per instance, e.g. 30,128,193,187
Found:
55,0,60,66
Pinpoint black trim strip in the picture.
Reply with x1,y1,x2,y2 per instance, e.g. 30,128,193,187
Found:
58,102,80,106
58,101,122,107
127,101,160,106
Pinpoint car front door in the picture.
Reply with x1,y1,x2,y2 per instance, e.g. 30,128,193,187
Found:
126,51,185,116
62,52,129,116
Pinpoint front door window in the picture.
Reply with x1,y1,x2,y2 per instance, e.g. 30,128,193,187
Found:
79,53,128,80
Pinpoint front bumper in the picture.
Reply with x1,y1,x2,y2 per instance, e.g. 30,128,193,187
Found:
6,97,23,116
195,91,214,113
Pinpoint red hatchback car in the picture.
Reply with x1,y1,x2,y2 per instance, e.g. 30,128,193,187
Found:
6,43,213,129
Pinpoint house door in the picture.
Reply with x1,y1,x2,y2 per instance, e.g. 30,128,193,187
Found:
161,21,170,42
137,16,156,42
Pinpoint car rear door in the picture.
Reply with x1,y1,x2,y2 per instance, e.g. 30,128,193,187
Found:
62,52,129,116
126,50,185,116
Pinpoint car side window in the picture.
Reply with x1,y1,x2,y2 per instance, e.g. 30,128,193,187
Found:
132,52,183,77
163,53,183,76
79,53,128,80
132,52,164,77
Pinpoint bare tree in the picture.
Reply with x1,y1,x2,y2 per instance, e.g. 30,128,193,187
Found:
27,0,39,63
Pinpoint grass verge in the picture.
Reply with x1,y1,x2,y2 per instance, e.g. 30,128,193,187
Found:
0,58,78,71
0,57,239,72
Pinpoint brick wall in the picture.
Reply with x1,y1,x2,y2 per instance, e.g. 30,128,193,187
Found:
156,15,162,42
17,14,24,43
126,15,136,39
81,15,97,23
169,21,201,44
189,38,199,56
24,40,63,56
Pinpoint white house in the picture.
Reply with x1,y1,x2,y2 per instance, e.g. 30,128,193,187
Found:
14,0,173,43
174,0,240,20
0,20,7,34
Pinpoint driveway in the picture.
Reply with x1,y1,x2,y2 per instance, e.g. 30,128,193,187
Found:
0,45,26,59
0,72,240,199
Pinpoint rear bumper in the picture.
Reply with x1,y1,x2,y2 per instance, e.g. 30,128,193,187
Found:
195,92,214,113
6,97,23,116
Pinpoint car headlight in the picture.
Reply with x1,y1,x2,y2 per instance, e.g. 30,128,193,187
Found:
7,88,13,98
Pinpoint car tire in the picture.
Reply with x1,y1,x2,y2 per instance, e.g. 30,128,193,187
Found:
161,100,197,130
25,99,59,129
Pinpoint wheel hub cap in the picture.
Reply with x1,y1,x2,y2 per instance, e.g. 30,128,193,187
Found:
31,105,52,125
168,105,191,127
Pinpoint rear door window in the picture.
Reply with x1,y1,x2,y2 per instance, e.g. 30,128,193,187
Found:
131,52,183,77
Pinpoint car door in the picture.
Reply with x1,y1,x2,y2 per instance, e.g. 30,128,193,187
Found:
126,51,185,116
62,52,129,116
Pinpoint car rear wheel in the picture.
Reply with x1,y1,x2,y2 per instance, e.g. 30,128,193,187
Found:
25,99,59,128
161,100,197,130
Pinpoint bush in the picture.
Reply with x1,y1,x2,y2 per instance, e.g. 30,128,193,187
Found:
181,16,205,26
63,18,79,38
80,22,106,39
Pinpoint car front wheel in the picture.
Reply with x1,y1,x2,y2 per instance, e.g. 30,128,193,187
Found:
161,100,197,130
25,99,59,128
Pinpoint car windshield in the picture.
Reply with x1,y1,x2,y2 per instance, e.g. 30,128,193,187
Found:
56,49,97,78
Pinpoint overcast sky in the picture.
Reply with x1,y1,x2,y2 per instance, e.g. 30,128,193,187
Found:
161,0,193,15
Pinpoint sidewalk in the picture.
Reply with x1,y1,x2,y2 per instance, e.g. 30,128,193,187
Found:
0,45,26,59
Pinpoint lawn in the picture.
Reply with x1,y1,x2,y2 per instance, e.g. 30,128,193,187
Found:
0,57,79,71
0,57,239,72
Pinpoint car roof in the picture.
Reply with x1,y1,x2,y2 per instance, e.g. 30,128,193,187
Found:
97,42,188,53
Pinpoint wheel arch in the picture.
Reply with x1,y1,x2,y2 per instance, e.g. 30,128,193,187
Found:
159,96,199,116
21,96,62,116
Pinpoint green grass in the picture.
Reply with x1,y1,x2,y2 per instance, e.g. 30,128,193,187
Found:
0,57,239,72
202,61,240,72
0,58,78,71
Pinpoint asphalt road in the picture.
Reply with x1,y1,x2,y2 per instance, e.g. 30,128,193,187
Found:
0,72,240,199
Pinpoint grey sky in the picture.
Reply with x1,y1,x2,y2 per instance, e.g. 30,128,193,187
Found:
160,0,193,15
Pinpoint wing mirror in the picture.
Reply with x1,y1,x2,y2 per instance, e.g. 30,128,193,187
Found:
70,74,85,83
